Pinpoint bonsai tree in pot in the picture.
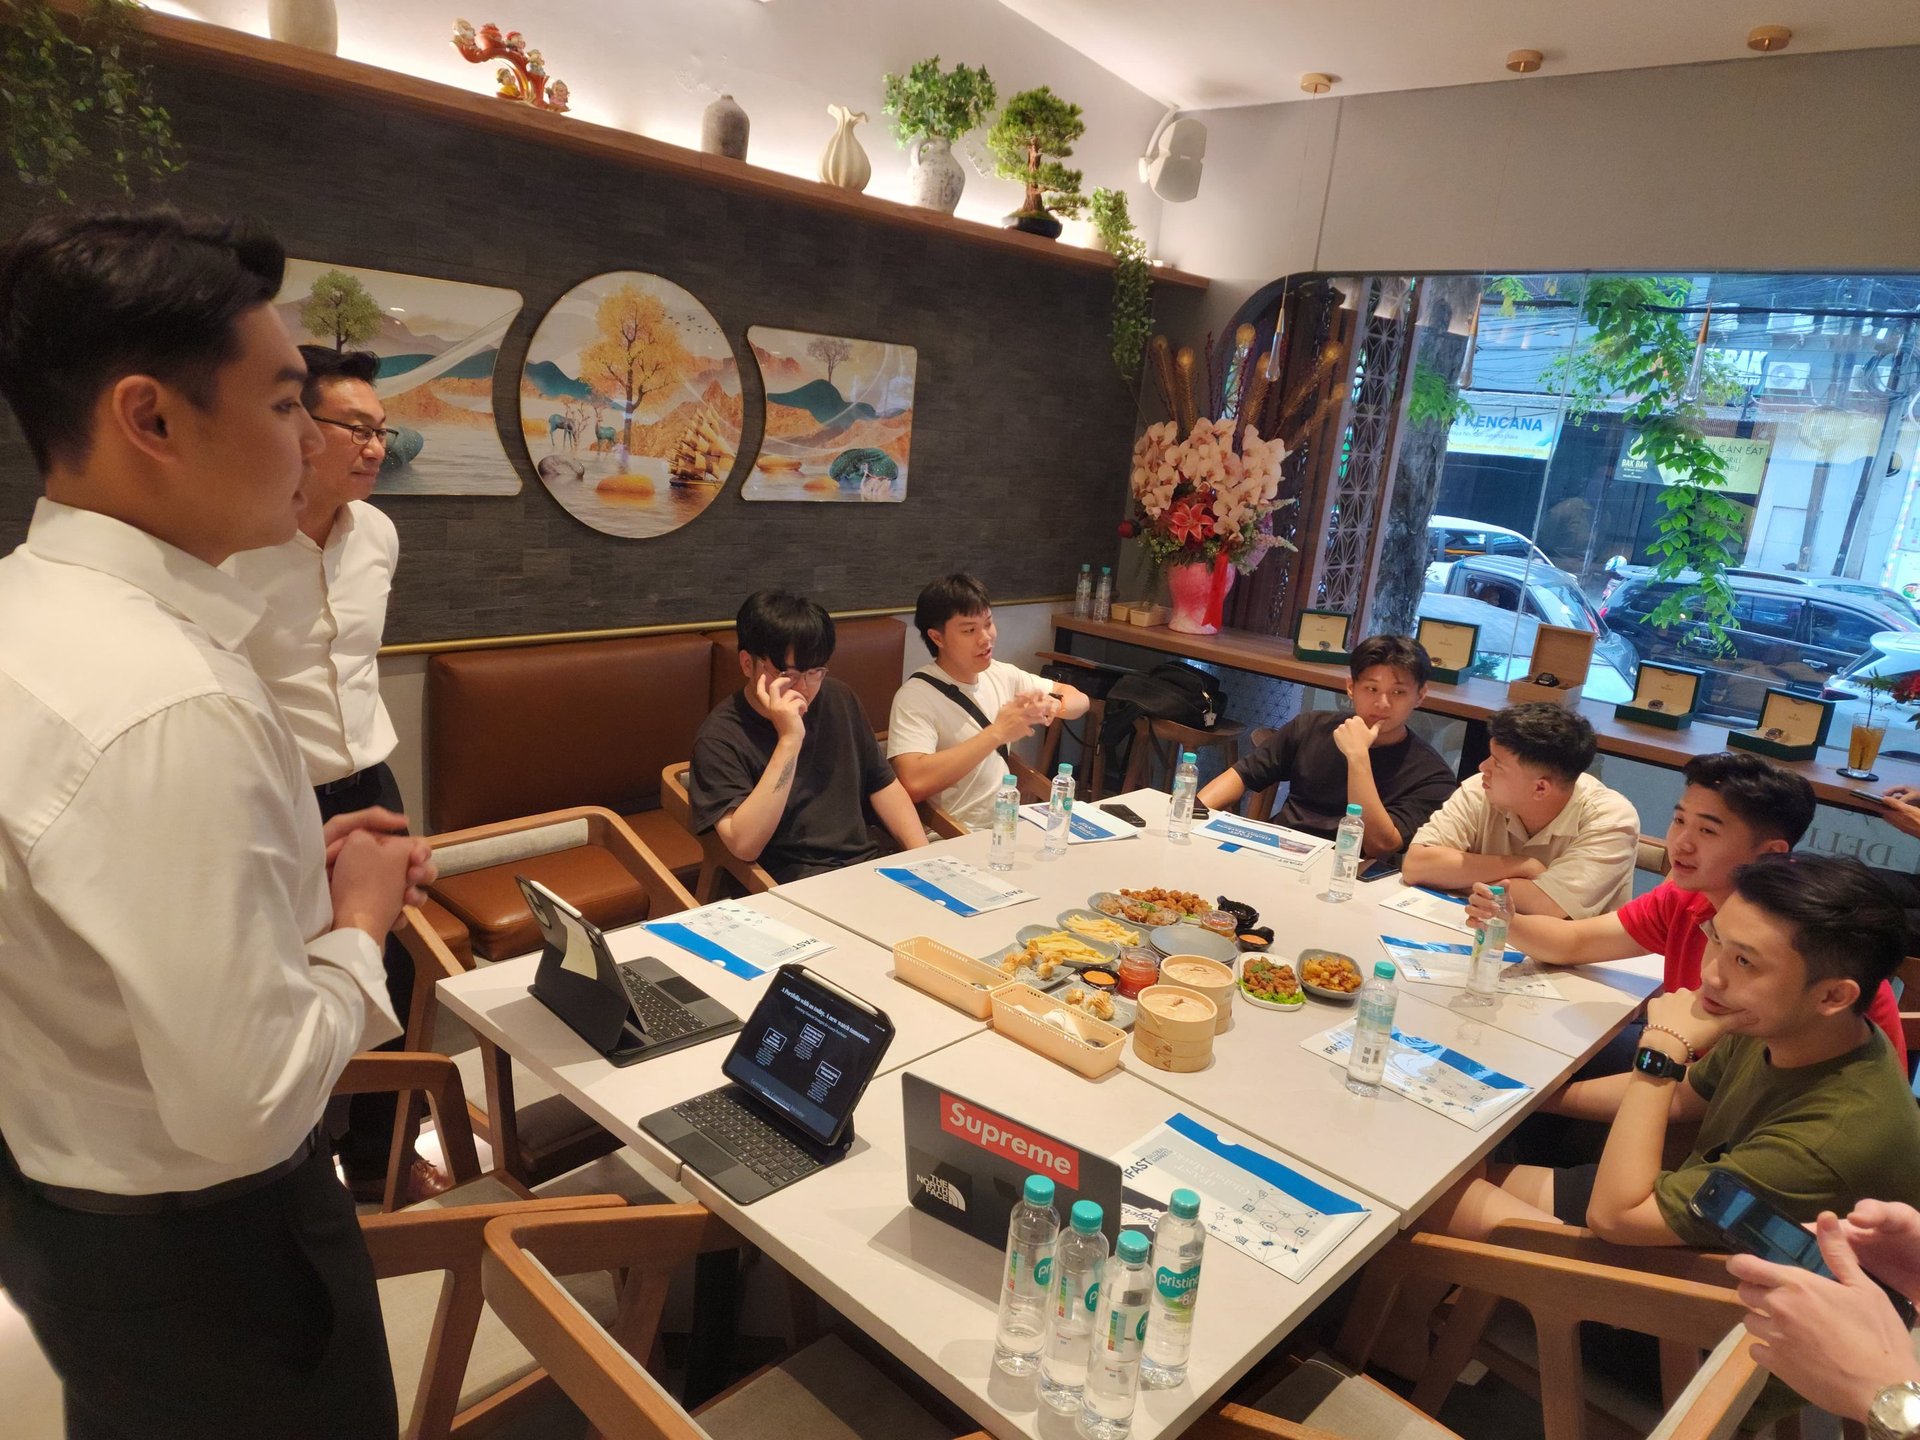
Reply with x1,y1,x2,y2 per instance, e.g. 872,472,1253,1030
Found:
986,86,1084,238
1090,187,1151,380
881,56,995,214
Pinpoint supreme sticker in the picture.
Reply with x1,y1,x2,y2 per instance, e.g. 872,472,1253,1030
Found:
939,1092,1081,1188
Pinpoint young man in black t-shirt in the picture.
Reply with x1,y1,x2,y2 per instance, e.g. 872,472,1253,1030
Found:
1196,634,1455,857
689,591,927,883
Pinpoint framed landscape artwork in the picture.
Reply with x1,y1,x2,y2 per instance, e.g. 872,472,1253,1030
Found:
743,326,916,503
520,272,742,539
274,259,524,496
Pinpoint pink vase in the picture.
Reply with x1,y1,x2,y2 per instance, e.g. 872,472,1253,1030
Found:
1167,555,1236,634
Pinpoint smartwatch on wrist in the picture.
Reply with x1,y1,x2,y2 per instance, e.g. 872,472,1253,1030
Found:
1868,1381,1920,1440
1632,1045,1688,1083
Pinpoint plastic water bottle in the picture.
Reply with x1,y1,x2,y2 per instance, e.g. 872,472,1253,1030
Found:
1464,884,1511,1007
1093,566,1113,622
1079,1230,1152,1439
1044,763,1075,858
1038,1200,1110,1413
1322,803,1364,903
1074,564,1093,618
994,1174,1061,1376
1141,1189,1205,1389
990,773,1021,871
1345,960,1399,1098
1168,750,1199,844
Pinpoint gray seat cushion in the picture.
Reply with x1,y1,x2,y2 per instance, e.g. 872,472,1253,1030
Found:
694,1334,951,1440
1246,1353,1457,1440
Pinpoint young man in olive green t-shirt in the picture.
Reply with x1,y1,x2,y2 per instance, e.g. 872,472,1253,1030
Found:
1430,853,1920,1249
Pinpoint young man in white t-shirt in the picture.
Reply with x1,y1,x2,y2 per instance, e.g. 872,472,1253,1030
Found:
888,574,1089,829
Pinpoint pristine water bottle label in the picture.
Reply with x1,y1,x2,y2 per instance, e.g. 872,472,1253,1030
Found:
1035,1255,1053,1287
1084,1280,1100,1312
1135,1311,1149,1343
1155,1264,1200,1306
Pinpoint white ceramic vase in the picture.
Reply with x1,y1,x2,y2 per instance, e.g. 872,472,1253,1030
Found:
818,104,871,193
905,136,965,214
267,0,338,54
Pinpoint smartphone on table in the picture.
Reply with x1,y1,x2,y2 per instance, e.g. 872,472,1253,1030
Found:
1100,802,1147,828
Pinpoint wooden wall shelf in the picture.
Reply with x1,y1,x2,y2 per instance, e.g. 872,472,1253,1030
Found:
114,10,1209,292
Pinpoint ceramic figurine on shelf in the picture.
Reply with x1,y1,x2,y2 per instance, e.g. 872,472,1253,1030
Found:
451,18,571,112
819,104,872,192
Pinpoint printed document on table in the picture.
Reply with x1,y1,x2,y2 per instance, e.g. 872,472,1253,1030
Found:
875,856,1036,917
1191,813,1330,869
1017,802,1137,844
1303,1022,1534,1131
1116,1112,1370,1282
1378,935,1565,1000
1379,885,1476,937
644,901,831,980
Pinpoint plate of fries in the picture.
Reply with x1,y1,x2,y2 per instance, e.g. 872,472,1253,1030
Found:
1056,908,1144,948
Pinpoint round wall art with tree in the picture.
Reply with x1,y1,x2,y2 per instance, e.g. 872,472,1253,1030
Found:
519,271,742,538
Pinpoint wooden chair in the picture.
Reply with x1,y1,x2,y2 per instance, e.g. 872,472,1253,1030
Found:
1122,714,1248,793
1637,834,1673,877
343,1049,653,1440
1334,1220,1748,1440
396,806,696,1188
484,1206,985,1440
1186,1324,1764,1440
660,761,779,902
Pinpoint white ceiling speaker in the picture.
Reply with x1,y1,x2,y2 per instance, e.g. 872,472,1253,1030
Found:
1138,107,1207,203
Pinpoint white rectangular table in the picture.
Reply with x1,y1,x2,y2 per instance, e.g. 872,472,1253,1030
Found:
434,892,984,1183
672,1030,1402,1440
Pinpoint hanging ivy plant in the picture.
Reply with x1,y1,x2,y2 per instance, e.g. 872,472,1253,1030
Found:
1089,187,1151,382
1,0,182,199
1530,275,1747,642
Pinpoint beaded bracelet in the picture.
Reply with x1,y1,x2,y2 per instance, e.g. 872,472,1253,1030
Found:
1641,1022,1698,1064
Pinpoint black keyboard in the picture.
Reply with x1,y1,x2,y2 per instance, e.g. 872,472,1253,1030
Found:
619,968,702,1041
673,1089,820,1184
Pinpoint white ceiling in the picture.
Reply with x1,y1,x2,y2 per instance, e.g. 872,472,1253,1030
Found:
990,0,1920,109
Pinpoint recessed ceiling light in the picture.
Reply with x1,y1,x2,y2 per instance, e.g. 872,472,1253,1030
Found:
1299,73,1334,95
1506,50,1543,74
1747,25,1792,52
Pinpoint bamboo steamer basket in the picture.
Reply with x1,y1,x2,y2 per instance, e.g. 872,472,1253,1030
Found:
1156,955,1235,1032
1132,985,1217,1071
1131,1025,1214,1073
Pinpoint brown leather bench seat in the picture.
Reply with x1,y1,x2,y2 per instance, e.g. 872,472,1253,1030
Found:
426,617,906,958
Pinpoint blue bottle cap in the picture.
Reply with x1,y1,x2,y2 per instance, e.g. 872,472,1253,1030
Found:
1373,960,1397,980
1346,803,1363,816
1181,751,1197,763
1117,1230,1150,1263
1071,1200,1104,1234
1169,1189,1200,1220
1489,884,1506,896
1058,763,1073,776
1024,1174,1056,1208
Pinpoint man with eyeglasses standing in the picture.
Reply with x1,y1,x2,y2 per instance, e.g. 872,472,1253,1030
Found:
690,590,928,883
225,345,435,1200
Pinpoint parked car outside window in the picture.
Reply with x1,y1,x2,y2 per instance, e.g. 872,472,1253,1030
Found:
1441,554,1639,685
1425,515,1554,591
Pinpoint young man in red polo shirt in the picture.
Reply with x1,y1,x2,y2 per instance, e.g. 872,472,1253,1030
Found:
1467,750,1906,1070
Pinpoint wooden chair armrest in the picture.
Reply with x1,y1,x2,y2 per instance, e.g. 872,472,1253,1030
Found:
332,1051,482,1185
1184,1402,1353,1440
919,800,967,840
361,1192,629,1275
581,805,697,918
1655,1332,1765,1440
1487,1219,1734,1288
659,761,693,829
1398,1231,1744,1345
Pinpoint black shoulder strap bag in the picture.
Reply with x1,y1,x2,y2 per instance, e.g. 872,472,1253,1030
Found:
909,671,1012,768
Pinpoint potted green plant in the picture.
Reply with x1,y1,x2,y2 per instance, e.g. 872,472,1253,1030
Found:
1,0,180,198
881,57,995,215
985,85,1084,238
1089,187,1151,380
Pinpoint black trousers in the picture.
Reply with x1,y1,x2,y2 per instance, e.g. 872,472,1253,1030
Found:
314,762,416,1182
0,1141,397,1440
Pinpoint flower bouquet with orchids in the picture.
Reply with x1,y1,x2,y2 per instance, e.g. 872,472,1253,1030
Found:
1120,414,1294,633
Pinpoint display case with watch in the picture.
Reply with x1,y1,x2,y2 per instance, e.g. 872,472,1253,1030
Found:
1869,1380,1920,1440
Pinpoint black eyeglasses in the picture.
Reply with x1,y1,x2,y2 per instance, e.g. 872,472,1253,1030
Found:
312,416,399,450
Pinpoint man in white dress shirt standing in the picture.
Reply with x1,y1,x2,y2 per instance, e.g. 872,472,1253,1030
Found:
0,207,432,1437
225,344,422,1199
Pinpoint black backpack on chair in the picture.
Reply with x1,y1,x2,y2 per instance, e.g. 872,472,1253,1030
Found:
1098,661,1224,789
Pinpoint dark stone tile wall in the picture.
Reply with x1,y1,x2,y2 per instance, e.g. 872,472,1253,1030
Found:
0,55,1142,644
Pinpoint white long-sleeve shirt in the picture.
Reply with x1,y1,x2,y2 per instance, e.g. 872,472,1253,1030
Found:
0,500,400,1194
224,498,399,786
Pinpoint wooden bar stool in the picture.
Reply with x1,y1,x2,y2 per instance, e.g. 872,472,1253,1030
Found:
1122,715,1247,792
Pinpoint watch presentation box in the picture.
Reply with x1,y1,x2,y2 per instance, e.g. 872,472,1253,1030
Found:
1415,617,1479,685
1294,609,1352,666
1616,662,1704,731
1505,625,1594,707
1727,689,1834,762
